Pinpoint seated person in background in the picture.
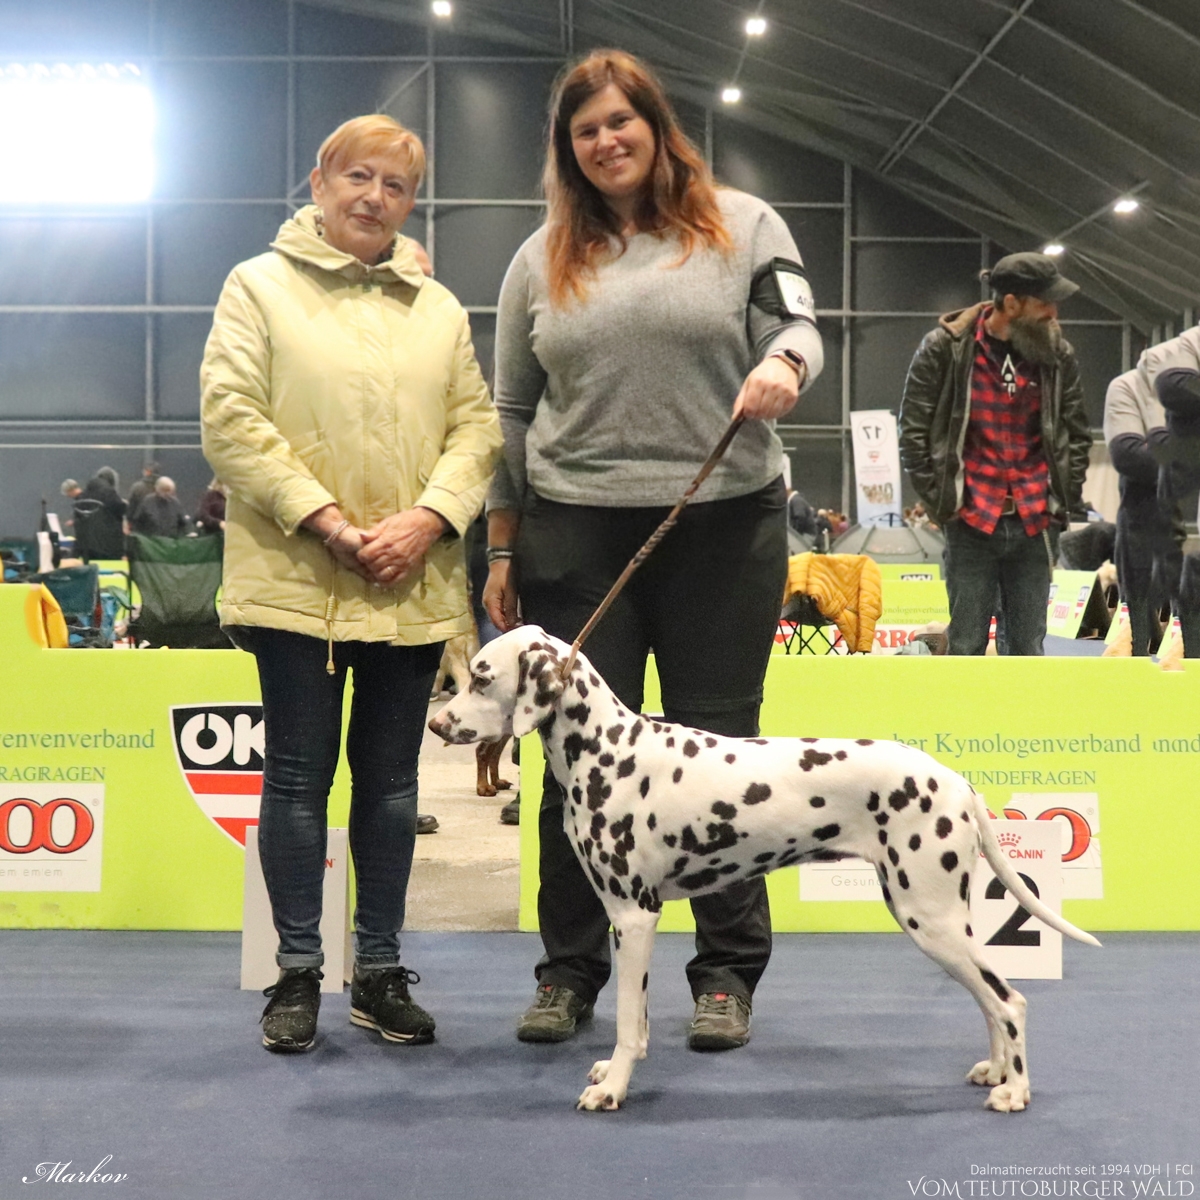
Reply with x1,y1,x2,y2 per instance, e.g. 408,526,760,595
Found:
73,467,127,560
131,475,189,538
787,488,817,537
126,462,161,527
195,479,227,536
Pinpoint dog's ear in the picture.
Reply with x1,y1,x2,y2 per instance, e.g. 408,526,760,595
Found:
512,643,567,737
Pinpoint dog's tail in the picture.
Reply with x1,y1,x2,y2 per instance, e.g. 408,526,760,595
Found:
970,789,1102,948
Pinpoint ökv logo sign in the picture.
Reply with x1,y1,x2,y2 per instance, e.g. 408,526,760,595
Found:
170,705,264,847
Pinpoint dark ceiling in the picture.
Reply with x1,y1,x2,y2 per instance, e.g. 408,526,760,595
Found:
313,0,1200,330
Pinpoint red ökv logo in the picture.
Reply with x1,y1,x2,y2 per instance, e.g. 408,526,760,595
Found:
0,797,94,854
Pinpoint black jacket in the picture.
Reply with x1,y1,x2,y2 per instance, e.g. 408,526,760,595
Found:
73,476,127,560
898,303,1092,525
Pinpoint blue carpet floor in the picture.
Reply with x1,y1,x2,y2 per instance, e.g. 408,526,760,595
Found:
0,930,1195,1200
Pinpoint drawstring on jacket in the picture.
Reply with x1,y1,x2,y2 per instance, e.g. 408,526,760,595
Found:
325,589,337,675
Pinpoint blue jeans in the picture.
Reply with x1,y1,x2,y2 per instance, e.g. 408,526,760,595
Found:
231,627,442,970
944,515,1053,656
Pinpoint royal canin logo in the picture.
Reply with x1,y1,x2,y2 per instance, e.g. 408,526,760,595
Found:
170,705,263,847
996,831,1021,847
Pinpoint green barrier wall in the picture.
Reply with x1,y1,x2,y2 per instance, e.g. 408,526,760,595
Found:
519,651,1200,933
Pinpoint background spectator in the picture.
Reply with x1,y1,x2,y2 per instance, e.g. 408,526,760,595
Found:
131,475,189,538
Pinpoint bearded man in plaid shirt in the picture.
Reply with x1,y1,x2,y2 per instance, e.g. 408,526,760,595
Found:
899,253,1092,655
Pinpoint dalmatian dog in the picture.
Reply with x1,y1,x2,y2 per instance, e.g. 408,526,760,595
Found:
428,626,1100,1114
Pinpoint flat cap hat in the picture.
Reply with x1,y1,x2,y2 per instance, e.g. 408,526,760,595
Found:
983,252,1079,303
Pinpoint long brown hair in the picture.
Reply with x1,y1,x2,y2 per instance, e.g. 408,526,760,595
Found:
544,49,732,305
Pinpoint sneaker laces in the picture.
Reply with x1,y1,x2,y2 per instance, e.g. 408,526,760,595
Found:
261,969,322,1018
372,966,421,1003
695,992,742,1018
531,984,566,1010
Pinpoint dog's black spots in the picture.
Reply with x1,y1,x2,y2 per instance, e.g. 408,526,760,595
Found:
590,812,606,839
724,753,737,764
875,812,889,826
743,783,772,806
888,789,910,812
651,722,662,733
719,862,741,875
834,750,847,761
747,738,768,744
966,924,972,937
879,863,888,881
960,871,970,901
776,849,802,867
468,673,493,695
588,864,604,890
646,812,656,831
631,874,642,896
598,753,615,768
672,767,683,784
897,869,910,890
787,838,796,844
564,702,590,726
588,673,599,688
740,832,749,839
606,724,625,745
800,738,818,744
919,797,932,813
583,838,594,858
940,850,959,872
642,973,648,991
609,814,634,846
709,856,721,866
639,777,651,799
609,877,626,899
457,728,478,741
611,853,629,877
800,748,833,771
563,732,601,769
1013,1054,1024,1076
878,830,888,845
866,791,880,811
754,851,775,864
613,929,621,950
666,737,675,749
814,823,840,841
575,680,588,699
1006,1020,1018,1040
881,884,892,905
586,766,612,811
908,834,921,852
683,740,700,758
543,711,557,736
678,867,721,890
598,850,609,864
904,776,919,799
745,864,771,878
927,777,938,792
627,720,644,746
935,816,953,839
704,737,717,748
961,810,969,822
616,756,637,779
907,918,919,930
887,846,900,866
980,969,1010,1002
663,833,677,848
711,801,738,820
809,796,826,808
666,855,689,879
856,739,874,745
571,785,583,804
680,821,738,856
813,849,847,864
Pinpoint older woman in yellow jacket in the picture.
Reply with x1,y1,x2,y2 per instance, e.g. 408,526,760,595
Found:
201,115,501,1055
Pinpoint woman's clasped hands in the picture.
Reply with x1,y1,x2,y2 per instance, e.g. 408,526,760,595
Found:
306,504,448,587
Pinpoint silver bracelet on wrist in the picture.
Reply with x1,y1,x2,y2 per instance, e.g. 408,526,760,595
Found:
486,546,515,564
323,519,350,546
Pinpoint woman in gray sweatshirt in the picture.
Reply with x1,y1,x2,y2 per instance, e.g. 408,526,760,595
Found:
483,49,824,1051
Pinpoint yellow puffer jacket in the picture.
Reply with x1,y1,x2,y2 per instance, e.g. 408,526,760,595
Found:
201,206,503,645
784,553,883,653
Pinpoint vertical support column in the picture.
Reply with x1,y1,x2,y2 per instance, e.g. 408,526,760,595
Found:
425,24,437,271
1121,321,1132,373
286,0,296,203
840,163,852,516
144,0,159,440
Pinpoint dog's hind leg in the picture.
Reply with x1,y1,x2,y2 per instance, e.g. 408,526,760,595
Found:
577,906,658,1112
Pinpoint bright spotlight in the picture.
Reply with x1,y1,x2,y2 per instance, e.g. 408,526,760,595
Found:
1113,197,1140,215
1042,243,1065,257
721,86,742,104
431,0,452,16
0,63,153,203
745,16,768,36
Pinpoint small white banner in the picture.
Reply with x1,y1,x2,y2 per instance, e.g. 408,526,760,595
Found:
0,783,104,891
241,825,351,994
970,819,1063,980
850,410,903,528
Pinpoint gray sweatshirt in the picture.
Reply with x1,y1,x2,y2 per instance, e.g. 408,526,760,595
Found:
488,188,824,509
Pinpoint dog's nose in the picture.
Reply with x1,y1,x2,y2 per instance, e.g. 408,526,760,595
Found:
427,716,445,738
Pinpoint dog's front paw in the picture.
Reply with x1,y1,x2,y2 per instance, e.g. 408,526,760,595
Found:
985,1082,1030,1113
577,1083,622,1112
588,1059,611,1084
967,1059,1005,1087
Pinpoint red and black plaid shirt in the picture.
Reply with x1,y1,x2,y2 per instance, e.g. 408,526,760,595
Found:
960,309,1050,536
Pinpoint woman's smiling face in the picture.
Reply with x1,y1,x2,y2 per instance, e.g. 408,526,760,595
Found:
569,83,656,213
310,152,417,264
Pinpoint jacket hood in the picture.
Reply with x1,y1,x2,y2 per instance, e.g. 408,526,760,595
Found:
939,302,989,339
270,205,428,288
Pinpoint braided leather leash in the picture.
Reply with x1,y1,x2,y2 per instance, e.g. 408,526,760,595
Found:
560,415,747,680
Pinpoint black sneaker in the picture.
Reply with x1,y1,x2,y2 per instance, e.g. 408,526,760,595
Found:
499,798,520,825
687,992,751,1051
350,966,436,1044
416,813,439,834
516,984,594,1043
260,967,322,1053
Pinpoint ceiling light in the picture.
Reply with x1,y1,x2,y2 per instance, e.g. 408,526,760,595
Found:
1113,197,1140,215
721,86,742,104
431,0,452,16
1042,243,1065,257
745,16,767,36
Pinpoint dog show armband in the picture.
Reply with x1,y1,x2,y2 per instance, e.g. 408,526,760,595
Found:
749,258,817,326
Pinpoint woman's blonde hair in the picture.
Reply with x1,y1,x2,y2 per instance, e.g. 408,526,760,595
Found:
315,114,426,188
544,49,732,306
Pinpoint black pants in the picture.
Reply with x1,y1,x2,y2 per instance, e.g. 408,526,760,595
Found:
516,479,788,1003
1115,500,1180,657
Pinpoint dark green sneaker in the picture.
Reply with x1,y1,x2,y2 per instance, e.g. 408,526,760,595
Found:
261,967,322,1053
687,992,751,1051
516,984,594,1043
350,966,436,1045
